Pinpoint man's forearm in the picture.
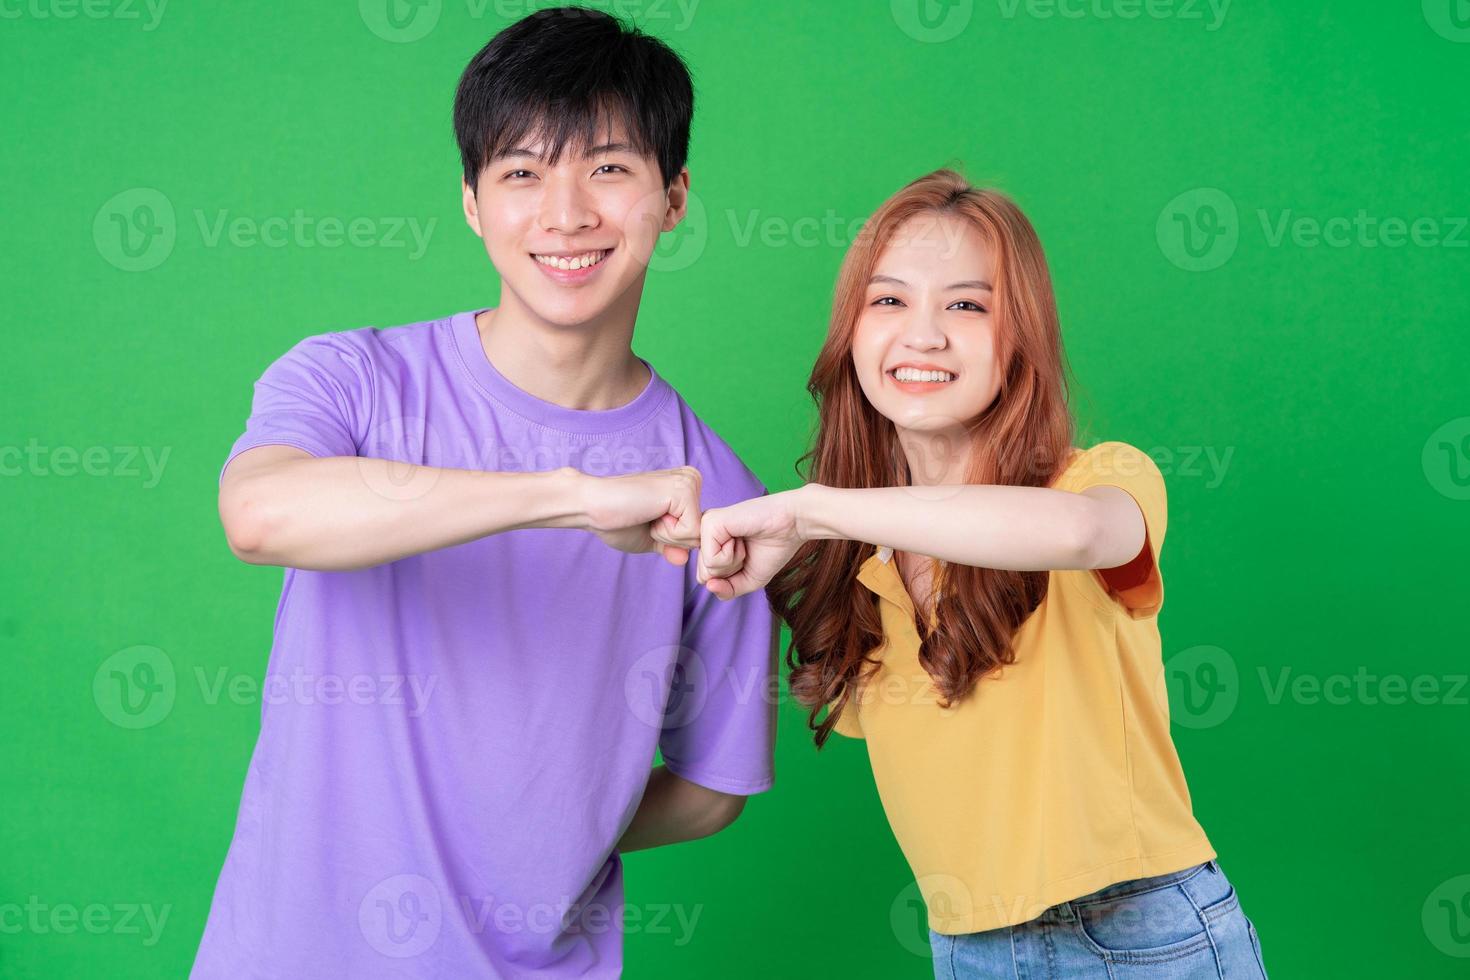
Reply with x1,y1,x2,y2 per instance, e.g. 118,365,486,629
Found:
616,766,745,854
221,452,587,570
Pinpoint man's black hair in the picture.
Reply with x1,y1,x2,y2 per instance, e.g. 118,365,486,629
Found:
453,6,694,193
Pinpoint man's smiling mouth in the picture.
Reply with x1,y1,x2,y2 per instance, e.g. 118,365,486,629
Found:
531,249,611,271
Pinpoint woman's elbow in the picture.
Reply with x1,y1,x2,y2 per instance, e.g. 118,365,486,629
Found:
1071,493,1145,570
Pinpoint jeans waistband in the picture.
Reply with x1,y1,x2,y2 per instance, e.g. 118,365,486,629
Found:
1033,860,1221,924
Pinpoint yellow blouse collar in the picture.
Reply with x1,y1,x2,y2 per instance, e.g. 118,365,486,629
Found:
857,546,944,628
856,449,1088,631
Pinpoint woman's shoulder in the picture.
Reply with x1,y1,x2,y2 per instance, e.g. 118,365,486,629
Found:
1055,441,1161,490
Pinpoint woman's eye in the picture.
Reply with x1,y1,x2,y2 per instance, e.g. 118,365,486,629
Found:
872,296,904,307
949,300,988,313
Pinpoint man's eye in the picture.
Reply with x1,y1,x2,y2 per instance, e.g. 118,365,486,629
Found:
593,164,627,175
950,300,987,313
872,296,904,307
504,170,535,180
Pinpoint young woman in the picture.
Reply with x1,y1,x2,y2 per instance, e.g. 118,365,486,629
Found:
695,170,1268,978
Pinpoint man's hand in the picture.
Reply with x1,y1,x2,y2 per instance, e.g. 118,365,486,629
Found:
696,489,806,599
578,465,704,566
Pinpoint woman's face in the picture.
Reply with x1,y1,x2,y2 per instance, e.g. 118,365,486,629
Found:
851,212,1004,440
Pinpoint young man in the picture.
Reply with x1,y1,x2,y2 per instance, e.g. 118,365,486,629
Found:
191,9,776,978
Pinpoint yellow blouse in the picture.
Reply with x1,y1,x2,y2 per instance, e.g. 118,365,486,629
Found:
830,441,1214,934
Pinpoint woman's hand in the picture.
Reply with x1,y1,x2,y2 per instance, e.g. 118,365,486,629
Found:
697,489,808,599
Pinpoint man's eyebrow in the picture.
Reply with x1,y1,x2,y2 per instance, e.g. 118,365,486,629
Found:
493,141,635,161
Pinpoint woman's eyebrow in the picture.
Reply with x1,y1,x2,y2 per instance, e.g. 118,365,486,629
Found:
867,274,993,290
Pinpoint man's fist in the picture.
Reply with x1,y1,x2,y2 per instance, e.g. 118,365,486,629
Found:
578,465,704,565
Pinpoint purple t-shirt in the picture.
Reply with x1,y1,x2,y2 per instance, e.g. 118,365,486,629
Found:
192,309,777,979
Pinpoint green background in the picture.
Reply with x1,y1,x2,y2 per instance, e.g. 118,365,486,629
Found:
4,1,1468,976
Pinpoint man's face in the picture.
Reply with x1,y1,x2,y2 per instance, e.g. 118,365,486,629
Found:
462,124,688,327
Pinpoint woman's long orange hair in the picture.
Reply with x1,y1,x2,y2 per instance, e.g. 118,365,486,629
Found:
769,169,1076,747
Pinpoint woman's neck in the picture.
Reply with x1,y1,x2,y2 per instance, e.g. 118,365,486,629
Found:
897,425,973,486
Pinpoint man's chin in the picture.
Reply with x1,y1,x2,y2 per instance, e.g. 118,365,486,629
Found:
511,286,617,330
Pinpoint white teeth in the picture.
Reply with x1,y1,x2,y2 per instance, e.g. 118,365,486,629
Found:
893,367,954,383
534,250,607,271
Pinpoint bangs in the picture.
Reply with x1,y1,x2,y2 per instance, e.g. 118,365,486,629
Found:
477,94,654,171
453,8,693,190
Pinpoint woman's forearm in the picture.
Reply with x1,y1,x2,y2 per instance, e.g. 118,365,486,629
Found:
792,483,1129,571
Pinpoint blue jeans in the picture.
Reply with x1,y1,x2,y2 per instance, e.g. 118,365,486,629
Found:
929,861,1268,978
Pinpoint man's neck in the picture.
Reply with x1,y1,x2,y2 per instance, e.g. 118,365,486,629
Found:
474,292,650,411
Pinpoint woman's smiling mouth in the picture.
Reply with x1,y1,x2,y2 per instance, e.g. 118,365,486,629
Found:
887,363,958,392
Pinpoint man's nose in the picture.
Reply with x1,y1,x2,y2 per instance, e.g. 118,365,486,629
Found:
539,178,597,235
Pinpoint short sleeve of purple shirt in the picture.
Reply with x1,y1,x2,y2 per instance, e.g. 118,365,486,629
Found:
193,309,777,980
220,332,374,473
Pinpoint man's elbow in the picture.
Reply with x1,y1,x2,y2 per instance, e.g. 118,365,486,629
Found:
701,792,746,837
219,485,281,565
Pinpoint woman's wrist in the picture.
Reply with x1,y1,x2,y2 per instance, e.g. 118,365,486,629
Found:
793,483,842,543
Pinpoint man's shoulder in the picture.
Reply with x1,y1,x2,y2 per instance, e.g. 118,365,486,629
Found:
274,312,453,374
657,382,767,507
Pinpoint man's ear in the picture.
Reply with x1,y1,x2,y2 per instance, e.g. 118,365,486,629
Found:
661,168,691,232
461,177,484,238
